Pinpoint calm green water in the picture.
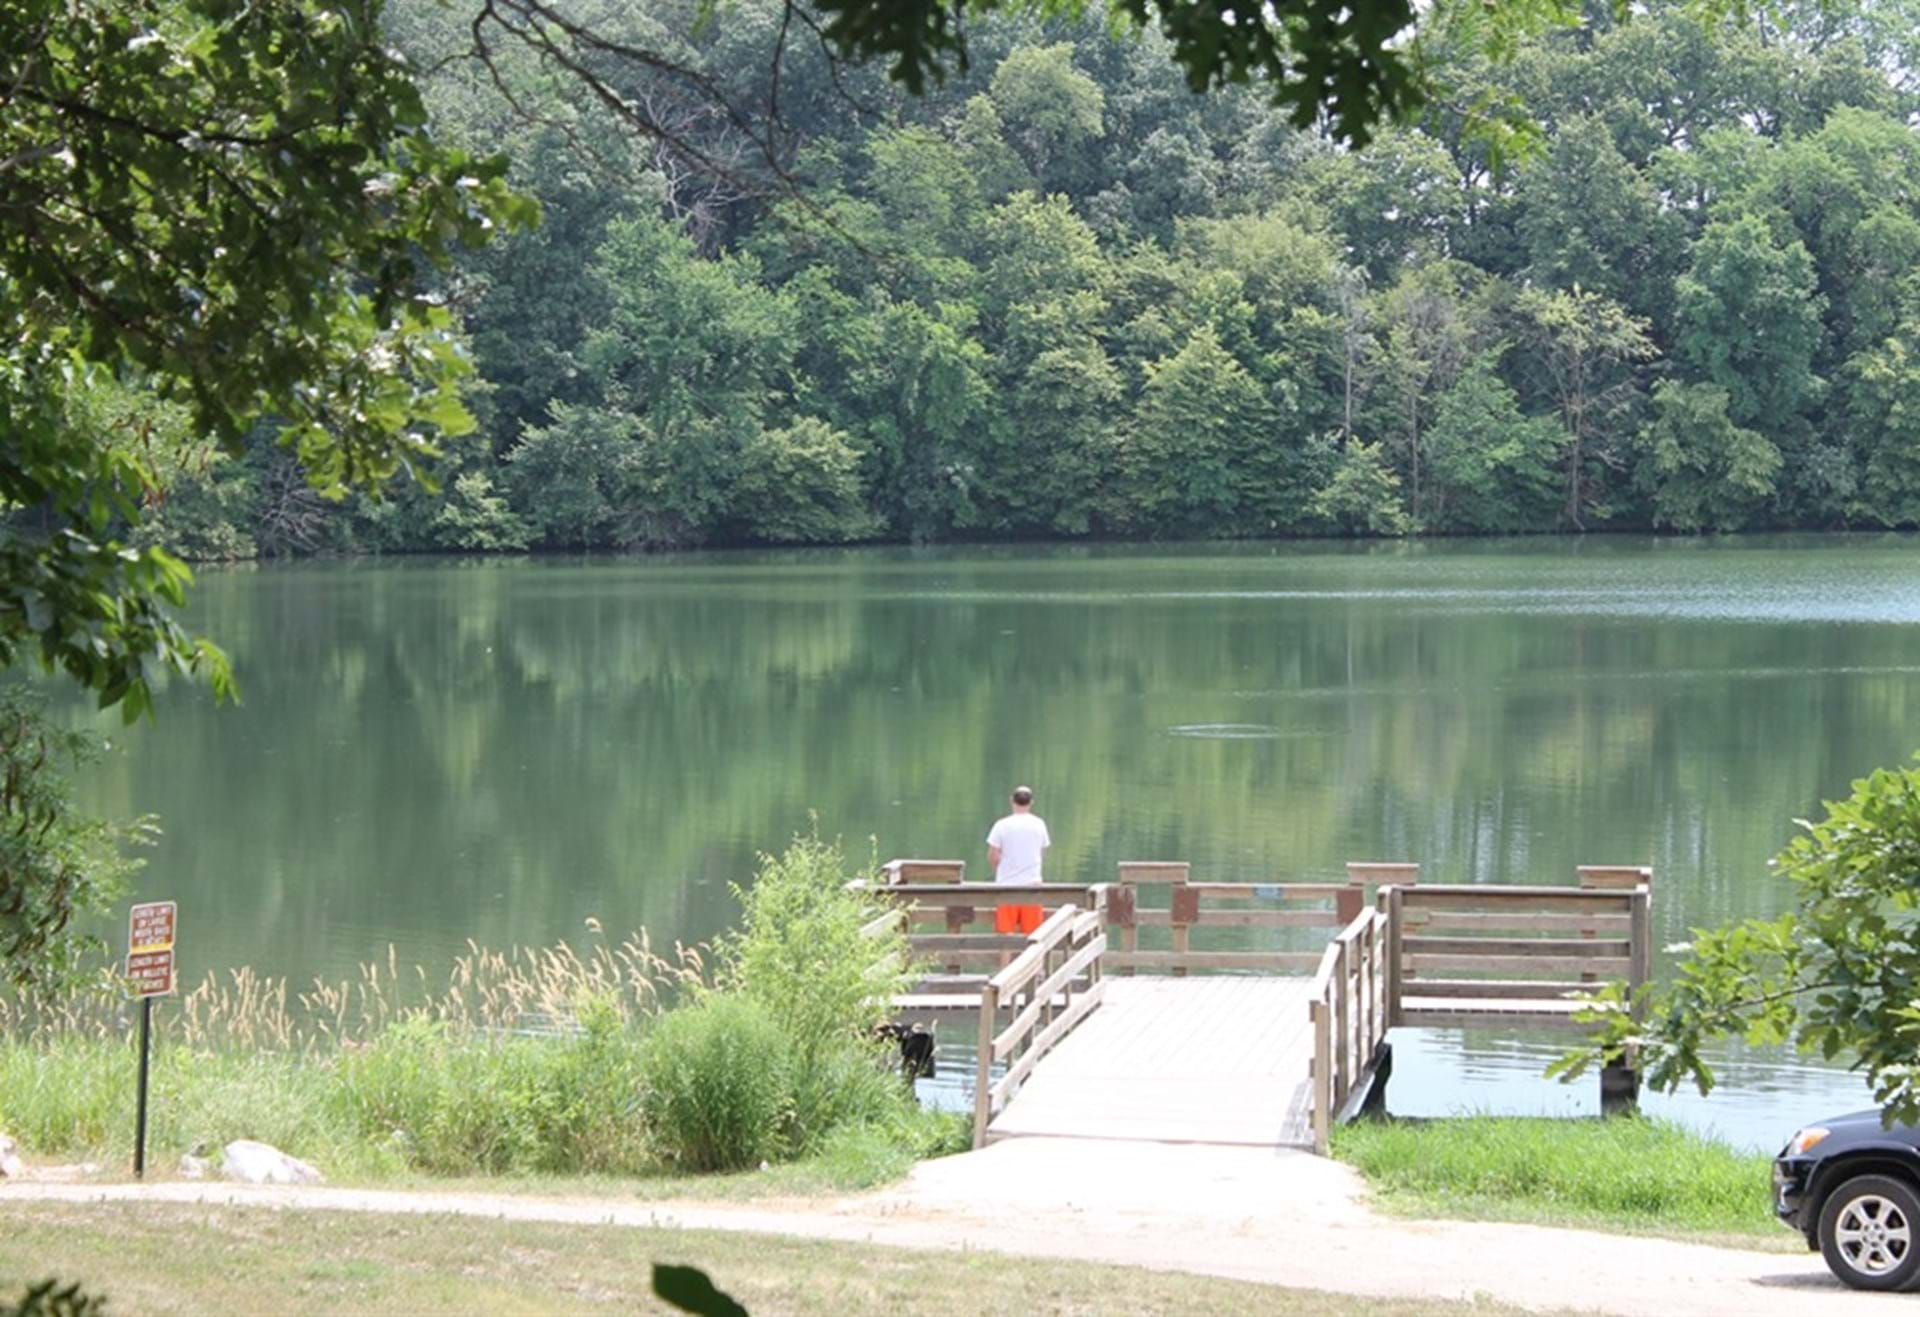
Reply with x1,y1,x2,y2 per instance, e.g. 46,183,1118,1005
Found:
78,534,1920,1142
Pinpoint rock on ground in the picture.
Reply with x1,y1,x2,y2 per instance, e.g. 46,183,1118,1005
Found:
0,1132,21,1178
220,1140,322,1186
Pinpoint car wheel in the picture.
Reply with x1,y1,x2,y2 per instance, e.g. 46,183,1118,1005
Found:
1819,1173,1920,1291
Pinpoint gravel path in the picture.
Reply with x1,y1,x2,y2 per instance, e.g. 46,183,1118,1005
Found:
1,1139,1898,1316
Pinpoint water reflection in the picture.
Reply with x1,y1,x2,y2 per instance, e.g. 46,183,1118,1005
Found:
59,534,1920,1136
1385,1029,1872,1151
915,1028,1872,1151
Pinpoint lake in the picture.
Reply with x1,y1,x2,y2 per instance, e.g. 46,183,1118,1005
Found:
76,534,1920,1145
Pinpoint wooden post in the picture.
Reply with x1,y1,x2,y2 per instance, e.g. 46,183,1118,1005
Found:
1335,883,1363,926
1359,919,1375,1059
972,982,999,1149
1577,865,1653,893
1118,862,1188,976
1169,881,1198,978
1107,882,1137,978
1629,885,1652,1021
1333,939,1351,1107
1600,1062,1640,1115
1042,939,1058,1033
1310,997,1331,1155
1384,886,1405,1028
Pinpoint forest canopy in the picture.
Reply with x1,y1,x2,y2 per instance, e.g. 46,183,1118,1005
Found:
21,0,1920,596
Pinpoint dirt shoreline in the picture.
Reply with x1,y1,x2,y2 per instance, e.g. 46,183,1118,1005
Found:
0,1138,1895,1315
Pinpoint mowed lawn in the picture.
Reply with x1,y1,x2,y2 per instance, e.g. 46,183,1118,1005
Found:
0,1201,1551,1316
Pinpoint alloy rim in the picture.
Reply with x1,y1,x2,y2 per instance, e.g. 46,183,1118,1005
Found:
1836,1195,1913,1276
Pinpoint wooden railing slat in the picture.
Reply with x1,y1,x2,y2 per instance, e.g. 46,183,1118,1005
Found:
1130,909,1345,929
1405,953,1633,974
1109,949,1327,972
1402,936,1633,957
992,934,1107,1060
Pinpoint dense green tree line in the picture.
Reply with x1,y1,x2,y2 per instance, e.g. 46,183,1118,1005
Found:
128,0,1920,553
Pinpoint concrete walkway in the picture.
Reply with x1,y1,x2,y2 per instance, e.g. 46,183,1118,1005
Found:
1,1139,1896,1316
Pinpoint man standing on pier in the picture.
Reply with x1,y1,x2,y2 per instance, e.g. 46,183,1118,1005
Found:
987,785,1051,934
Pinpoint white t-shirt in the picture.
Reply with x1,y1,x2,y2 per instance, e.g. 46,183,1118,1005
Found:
987,812,1051,884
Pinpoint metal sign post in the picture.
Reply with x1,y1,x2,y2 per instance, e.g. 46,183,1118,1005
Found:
126,901,176,1180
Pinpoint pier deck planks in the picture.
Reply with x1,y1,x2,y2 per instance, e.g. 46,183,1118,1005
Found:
985,975,1316,1148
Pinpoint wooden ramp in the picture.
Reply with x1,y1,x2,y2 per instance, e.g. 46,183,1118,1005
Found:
985,976,1316,1148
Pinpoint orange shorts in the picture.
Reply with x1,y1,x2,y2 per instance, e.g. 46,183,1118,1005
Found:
995,903,1045,934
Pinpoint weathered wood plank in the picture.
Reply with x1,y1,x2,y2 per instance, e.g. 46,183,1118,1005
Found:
1404,953,1632,974
1117,862,1190,884
1345,862,1420,885
1406,912,1632,933
1392,978,1594,1000
1131,909,1345,929
1180,882,1350,899
986,977,1317,1149
882,859,966,884
1577,865,1653,891
1401,887,1632,913
1398,999,1608,1029
1403,936,1634,957
907,934,1028,952
1106,949,1326,972
992,935,1107,1061
972,981,998,1148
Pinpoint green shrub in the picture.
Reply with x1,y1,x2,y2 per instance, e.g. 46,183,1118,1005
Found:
784,1038,909,1152
717,833,914,1150
640,994,792,1173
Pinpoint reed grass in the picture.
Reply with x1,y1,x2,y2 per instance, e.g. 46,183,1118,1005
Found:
0,925,710,1054
0,923,962,1184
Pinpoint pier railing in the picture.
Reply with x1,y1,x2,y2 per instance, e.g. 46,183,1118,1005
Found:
1106,861,1412,975
971,902,1108,1147
1308,871,1654,1153
1308,904,1391,1154
875,880,1100,985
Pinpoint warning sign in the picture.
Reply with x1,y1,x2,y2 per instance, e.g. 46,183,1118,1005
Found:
126,901,176,998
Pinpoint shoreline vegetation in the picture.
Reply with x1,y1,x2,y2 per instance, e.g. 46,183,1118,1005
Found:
1332,1117,1788,1248
108,2,1920,565
0,836,965,1190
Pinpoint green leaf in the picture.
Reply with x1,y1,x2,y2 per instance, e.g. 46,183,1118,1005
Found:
651,1264,749,1317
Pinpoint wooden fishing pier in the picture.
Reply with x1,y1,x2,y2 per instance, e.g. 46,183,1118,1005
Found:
870,861,1653,1154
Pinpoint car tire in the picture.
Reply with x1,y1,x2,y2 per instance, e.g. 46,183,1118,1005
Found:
1818,1173,1920,1291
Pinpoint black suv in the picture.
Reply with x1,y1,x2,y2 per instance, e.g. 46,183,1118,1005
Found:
1776,1109,1920,1290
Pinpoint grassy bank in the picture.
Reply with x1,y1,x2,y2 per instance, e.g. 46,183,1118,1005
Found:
1332,1116,1786,1247
0,1202,1559,1317
0,1027,959,1194
0,837,966,1192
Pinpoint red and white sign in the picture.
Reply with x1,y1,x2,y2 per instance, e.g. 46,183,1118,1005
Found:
126,901,176,998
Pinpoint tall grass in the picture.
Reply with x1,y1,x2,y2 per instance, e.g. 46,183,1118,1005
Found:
0,836,967,1183
0,927,708,1053
1332,1116,1776,1236
639,994,793,1172
0,926,708,1175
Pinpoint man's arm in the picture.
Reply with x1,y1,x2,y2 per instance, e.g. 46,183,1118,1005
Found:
988,844,1002,871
